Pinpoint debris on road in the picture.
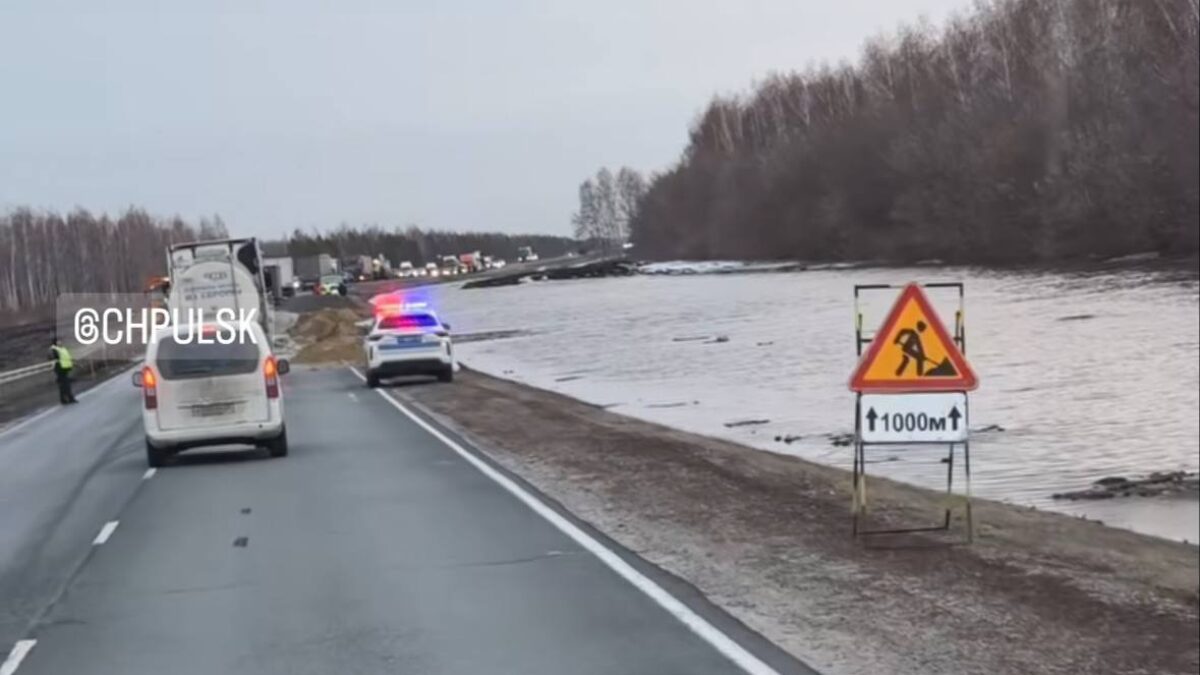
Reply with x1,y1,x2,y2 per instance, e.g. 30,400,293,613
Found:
462,258,637,289
1052,471,1200,500
290,306,370,364
724,419,770,428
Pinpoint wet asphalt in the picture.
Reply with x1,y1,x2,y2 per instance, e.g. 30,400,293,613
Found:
0,367,790,675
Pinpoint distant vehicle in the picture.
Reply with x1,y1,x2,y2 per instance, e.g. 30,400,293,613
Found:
343,254,373,280
398,261,415,277
294,254,337,288
262,256,295,302
424,262,440,277
316,274,347,296
517,246,538,262
440,255,463,276
363,305,455,387
459,251,483,272
168,238,272,340
135,322,289,467
491,259,507,269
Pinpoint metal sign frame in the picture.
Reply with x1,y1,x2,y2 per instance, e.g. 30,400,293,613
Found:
851,282,974,543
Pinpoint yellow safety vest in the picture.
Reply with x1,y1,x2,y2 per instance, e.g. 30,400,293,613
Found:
52,345,73,370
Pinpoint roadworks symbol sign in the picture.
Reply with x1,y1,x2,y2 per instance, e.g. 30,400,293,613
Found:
849,283,978,392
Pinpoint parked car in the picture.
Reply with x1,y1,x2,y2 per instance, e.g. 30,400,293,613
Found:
363,306,455,386
316,274,347,295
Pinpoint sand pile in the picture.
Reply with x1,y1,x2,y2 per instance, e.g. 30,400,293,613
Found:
291,307,370,364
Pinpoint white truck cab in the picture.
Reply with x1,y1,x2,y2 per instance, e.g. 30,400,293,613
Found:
135,322,289,467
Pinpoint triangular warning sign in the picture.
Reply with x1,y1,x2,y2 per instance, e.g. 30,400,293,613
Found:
849,283,978,392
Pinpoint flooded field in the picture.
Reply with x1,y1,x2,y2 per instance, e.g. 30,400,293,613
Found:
425,265,1199,541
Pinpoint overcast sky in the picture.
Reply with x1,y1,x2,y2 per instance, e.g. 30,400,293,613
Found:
1,0,971,239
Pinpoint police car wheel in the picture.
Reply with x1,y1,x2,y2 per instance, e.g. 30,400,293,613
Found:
145,440,167,468
437,368,454,383
366,372,381,388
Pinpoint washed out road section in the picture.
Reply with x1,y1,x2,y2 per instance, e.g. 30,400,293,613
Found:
11,367,759,675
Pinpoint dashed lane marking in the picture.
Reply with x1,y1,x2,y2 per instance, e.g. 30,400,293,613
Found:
0,640,36,675
92,520,119,546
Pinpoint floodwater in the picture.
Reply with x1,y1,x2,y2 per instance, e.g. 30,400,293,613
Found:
425,265,1200,541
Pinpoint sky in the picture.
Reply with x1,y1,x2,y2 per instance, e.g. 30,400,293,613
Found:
0,0,972,239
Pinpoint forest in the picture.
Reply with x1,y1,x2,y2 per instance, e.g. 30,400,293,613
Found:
0,208,575,317
0,208,228,317
629,0,1199,264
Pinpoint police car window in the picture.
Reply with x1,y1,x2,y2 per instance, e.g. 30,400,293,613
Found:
155,334,260,379
379,314,439,330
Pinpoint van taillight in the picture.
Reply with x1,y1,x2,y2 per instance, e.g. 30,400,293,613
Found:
264,356,279,399
142,366,158,410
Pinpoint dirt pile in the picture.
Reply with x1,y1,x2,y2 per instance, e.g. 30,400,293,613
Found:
290,307,370,364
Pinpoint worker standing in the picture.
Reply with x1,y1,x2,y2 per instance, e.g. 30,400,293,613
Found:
49,337,78,404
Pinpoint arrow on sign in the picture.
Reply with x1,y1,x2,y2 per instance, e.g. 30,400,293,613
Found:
948,406,962,431
865,408,878,432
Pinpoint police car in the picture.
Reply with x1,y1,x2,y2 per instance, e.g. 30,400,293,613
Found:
363,303,455,387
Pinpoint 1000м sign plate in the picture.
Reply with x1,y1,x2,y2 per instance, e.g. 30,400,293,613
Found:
859,392,968,443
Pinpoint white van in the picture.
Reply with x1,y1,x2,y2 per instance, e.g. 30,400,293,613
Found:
134,323,289,467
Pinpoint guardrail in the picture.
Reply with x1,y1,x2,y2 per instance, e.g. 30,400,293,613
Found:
0,362,54,386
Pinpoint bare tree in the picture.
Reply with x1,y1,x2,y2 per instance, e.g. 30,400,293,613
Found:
615,167,647,240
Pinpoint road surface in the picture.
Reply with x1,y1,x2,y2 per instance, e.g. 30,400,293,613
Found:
0,367,801,674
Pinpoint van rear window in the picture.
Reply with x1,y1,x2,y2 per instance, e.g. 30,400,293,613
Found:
155,336,261,380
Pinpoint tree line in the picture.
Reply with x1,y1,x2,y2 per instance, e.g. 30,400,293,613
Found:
571,167,647,248
629,0,1199,264
276,226,576,265
0,208,227,317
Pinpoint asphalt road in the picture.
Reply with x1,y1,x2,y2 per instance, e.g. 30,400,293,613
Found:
0,367,790,674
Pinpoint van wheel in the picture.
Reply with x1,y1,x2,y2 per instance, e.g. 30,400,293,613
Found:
146,440,167,468
437,367,454,383
366,372,380,388
267,428,288,458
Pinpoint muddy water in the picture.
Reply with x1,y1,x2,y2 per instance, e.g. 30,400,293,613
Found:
428,266,1200,541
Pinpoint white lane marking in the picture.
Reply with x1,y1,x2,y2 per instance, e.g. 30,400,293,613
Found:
0,639,36,675
92,520,119,546
0,407,56,441
347,392,359,402
348,367,780,675
142,468,157,480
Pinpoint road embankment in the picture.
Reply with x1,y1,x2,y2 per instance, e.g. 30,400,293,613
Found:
393,368,1199,675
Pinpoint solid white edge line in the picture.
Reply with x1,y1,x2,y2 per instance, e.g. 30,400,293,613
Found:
0,408,56,441
142,468,157,480
0,639,36,675
348,366,780,675
0,363,137,441
92,520,119,546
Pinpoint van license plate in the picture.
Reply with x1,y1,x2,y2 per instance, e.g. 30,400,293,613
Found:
192,403,235,417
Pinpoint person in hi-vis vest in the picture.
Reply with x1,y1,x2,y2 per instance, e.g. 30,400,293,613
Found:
49,337,78,404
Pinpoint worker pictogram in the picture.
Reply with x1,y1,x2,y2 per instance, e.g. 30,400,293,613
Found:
849,283,977,392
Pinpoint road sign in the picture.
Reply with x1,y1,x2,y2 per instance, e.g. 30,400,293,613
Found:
849,283,978,392
859,392,968,443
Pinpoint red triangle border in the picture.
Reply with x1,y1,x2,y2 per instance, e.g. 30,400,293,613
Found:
849,283,979,392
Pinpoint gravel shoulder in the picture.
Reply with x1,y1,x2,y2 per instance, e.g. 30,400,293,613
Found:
396,368,1199,675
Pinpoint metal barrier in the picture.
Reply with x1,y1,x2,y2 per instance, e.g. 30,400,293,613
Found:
0,362,54,386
